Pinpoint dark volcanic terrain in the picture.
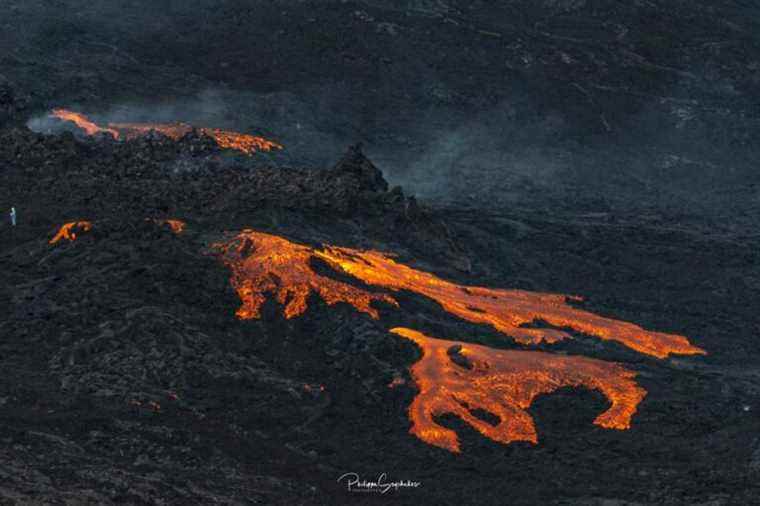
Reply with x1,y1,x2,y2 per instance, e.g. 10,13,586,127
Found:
1,1,760,505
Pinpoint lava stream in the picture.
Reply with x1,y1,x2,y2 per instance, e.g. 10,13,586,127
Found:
51,110,118,138
50,109,282,155
391,328,647,453
213,230,397,319
215,230,705,359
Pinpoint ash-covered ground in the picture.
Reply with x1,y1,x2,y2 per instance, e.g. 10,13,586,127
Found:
1,1,760,505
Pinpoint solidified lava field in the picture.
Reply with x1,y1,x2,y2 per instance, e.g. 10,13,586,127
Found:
1,2,760,505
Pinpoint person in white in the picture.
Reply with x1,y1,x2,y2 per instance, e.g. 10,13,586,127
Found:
10,207,16,226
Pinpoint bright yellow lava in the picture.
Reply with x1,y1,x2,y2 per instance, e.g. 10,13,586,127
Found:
391,328,647,453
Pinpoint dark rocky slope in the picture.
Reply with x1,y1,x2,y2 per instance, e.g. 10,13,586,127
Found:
2,0,759,214
1,1,760,503
0,130,759,504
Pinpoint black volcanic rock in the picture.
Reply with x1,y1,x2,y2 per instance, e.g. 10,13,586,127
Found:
1,2,760,503
0,123,759,505
329,143,389,193
0,77,27,126
176,128,222,156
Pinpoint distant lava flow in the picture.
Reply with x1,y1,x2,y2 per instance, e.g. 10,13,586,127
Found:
390,328,647,453
50,110,119,138
49,221,93,244
154,219,186,234
50,109,283,155
215,230,704,359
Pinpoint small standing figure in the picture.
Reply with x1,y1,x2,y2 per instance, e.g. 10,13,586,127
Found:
10,207,17,227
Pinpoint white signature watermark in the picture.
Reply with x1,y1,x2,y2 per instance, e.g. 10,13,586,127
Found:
337,472,421,494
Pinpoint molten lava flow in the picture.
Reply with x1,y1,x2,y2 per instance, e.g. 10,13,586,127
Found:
112,122,283,154
214,230,704,358
213,230,397,319
49,221,93,244
50,110,282,155
51,109,118,138
199,128,283,155
213,230,705,452
154,219,186,234
315,246,705,359
391,328,647,453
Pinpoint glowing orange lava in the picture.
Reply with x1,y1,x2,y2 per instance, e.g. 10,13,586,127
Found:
51,110,283,155
390,328,646,452
318,246,706,359
49,221,93,244
51,109,118,138
213,230,397,319
200,127,282,155
215,230,704,359
154,219,186,234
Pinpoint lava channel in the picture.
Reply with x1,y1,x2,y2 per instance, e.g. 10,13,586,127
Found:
50,109,119,138
215,230,705,359
50,109,282,155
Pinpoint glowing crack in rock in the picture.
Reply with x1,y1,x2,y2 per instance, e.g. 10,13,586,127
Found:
390,327,647,453
213,230,398,319
215,230,705,359
49,221,93,244
50,109,283,155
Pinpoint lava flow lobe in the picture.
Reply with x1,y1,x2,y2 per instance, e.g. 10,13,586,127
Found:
390,328,647,453
213,230,397,319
